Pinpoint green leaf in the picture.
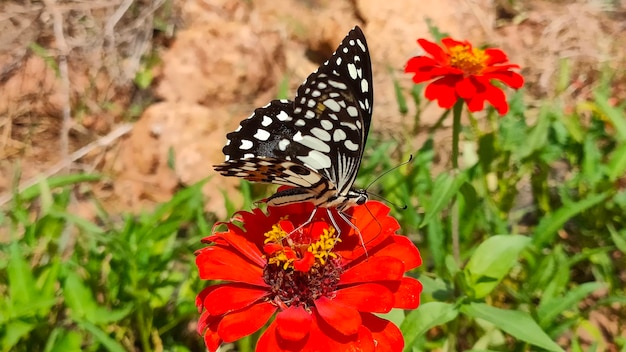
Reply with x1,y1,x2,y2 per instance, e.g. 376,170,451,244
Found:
607,142,626,182
44,328,83,352
19,174,101,201
464,235,531,298
48,209,105,235
77,320,127,352
532,192,609,247
595,91,626,141
426,217,446,273
420,172,467,227
2,320,35,350
517,105,551,159
401,302,459,351
608,224,626,254
64,271,98,321
537,282,605,327
134,69,153,89
7,242,36,306
391,73,408,114
461,303,564,352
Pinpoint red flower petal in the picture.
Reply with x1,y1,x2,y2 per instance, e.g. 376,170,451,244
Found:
456,76,478,99
340,256,404,283
337,201,400,261
417,38,448,63
362,313,404,352
484,48,509,65
405,57,440,83
373,235,422,271
217,301,276,342
198,311,222,352
276,306,313,341
203,324,223,352
293,251,316,272
314,296,362,335
257,317,332,352
204,284,269,315
195,246,266,285
464,76,509,115
441,37,469,50
211,222,266,267
391,277,423,309
328,325,375,352
483,82,509,115
425,76,461,109
334,283,395,313
483,69,525,89
196,284,219,312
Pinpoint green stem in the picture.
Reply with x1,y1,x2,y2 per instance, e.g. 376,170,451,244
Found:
451,100,464,265
451,100,463,169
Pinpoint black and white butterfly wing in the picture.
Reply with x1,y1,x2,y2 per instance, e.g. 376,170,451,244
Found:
291,26,373,196
214,26,373,208
215,99,325,188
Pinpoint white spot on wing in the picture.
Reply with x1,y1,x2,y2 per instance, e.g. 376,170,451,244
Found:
277,111,292,121
299,150,332,169
320,119,333,130
333,129,346,141
340,122,358,130
262,115,272,126
240,139,253,150
298,135,330,153
323,99,341,112
361,79,369,93
356,38,366,52
278,139,290,151
311,127,331,141
328,80,347,90
344,139,360,151
347,63,358,79
244,153,254,158
347,106,358,117
254,129,270,141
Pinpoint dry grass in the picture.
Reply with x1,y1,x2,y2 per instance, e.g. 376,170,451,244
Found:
0,0,173,195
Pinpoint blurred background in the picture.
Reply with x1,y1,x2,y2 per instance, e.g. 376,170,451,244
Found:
1,0,625,351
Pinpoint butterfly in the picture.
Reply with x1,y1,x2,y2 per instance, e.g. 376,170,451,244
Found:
214,26,373,212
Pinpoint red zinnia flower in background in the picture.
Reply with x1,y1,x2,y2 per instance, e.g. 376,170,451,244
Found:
405,37,524,115
195,201,422,351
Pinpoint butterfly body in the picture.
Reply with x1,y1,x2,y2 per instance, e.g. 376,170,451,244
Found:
214,26,373,211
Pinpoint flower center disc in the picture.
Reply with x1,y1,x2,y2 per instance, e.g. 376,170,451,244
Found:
448,45,487,75
262,220,343,308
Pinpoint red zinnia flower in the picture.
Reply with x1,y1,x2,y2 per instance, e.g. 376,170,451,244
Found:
195,201,422,351
405,37,524,115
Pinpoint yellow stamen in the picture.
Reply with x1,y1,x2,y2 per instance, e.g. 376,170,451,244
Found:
448,45,487,75
263,222,340,271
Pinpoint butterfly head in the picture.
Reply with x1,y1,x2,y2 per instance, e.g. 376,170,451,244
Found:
337,188,368,212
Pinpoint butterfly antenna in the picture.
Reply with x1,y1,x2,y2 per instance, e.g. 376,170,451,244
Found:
364,154,413,191
368,191,408,210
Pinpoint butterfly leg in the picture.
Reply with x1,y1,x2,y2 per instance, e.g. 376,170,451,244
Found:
327,208,369,258
286,207,319,239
